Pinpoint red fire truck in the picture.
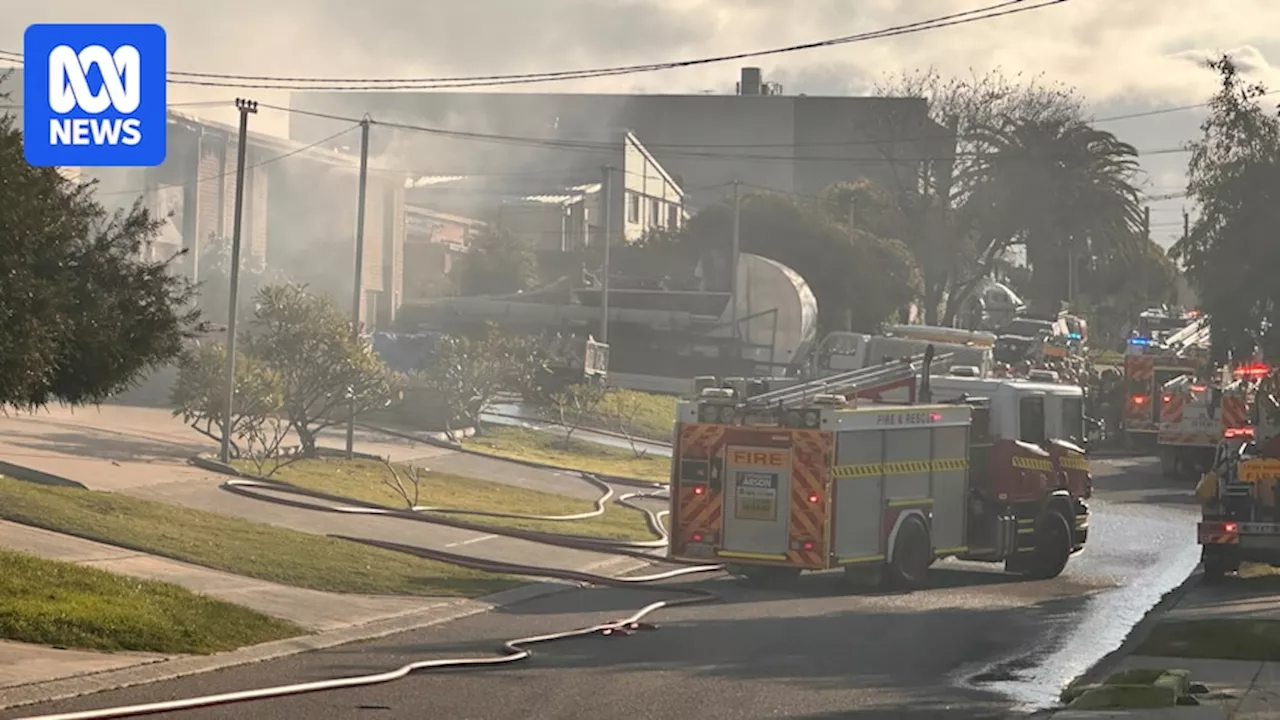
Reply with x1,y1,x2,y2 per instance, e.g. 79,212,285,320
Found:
1157,367,1263,480
668,352,1091,588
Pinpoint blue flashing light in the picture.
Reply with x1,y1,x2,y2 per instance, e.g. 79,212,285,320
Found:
1129,337,1153,346
1067,333,1082,340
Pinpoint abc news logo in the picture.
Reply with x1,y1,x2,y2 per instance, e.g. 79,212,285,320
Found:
47,44,143,147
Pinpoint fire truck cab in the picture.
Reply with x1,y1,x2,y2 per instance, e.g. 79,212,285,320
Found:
668,351,1090,589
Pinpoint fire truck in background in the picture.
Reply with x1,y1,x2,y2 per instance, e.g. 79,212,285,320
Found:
1157,365,1266,480
668,349,1091,588
1123,316,1212,449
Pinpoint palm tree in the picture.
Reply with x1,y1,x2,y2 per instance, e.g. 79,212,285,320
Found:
962,117,1146,314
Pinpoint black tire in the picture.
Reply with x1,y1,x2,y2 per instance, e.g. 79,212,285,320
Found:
1026,510,1073,580
731,564,801,588
884,517,933,590
1201,548,1237,584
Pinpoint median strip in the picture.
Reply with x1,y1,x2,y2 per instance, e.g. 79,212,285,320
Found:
462,425,670,483
233,457,663,541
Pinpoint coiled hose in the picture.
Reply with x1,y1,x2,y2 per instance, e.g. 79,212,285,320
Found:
17,471,723,720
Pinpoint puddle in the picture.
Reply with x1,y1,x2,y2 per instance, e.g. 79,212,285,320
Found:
958,504,1202,712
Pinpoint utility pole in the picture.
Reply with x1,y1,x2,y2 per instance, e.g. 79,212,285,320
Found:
1182,208,1190,244
599,165,612,343
730,180,741,340
1143,206,1152,239
219,98,257,464
345,118,372,460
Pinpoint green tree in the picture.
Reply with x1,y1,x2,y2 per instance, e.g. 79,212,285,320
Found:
0,112,199,408
871,68,1086,324
964,117,1146,314
420,327,549,435
1171,55,1280,364
681,191,917,334
195,234,277,326
170,341,286,461
1083,237,1177,349
455,226,538,296
243,284,394,456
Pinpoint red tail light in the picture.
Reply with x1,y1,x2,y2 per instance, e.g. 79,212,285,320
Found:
802,541,815,551
1225,427,1255,439
807,492,821,504
1224,522,1239,534
1162,393,1173,404
1132,394,1148,405
692,485,706,496
691,532,704,542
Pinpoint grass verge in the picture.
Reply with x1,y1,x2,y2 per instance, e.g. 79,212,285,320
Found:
463,425,670,483
1136,618,1280,661
243,458,659,541
0,476,517,598
0,548,301,654
590,388,678,442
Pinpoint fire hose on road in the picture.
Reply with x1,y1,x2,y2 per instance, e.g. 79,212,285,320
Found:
17,471,723,720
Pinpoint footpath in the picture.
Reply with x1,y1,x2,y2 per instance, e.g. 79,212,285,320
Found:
1045,571,1280,719
0,404,653,709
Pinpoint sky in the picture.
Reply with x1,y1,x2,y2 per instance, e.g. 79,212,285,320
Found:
3,0,1279,249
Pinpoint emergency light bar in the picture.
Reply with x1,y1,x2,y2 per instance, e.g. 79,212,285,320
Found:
1129,337,1153,346
1234,364,1271,378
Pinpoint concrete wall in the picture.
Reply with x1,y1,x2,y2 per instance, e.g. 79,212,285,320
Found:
289,91,942,209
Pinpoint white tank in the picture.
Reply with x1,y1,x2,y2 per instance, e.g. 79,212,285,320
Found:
714,253,818,371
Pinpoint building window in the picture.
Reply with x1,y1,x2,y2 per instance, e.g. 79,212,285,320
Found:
649,198,661,226
627,192,640,223
667,203,680,228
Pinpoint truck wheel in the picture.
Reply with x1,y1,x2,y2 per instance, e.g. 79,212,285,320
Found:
1026,510,1073,580
731,564,801,588
1202,548,1238,584
884,516,933,590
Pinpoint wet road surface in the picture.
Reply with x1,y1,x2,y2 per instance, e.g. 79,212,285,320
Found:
3,457,1200,720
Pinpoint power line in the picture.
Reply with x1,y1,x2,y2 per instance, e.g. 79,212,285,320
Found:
263,102,1192,162
0,89,1210,156
0,1,1066,91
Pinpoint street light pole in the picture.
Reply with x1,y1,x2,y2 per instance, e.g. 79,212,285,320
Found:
730,180,741,340
345,118,371,459
219,97,257,463
599,165,612,343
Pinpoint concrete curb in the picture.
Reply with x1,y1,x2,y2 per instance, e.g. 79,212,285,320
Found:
0,552,653,711
0,460,86,489
1031,569,1204,718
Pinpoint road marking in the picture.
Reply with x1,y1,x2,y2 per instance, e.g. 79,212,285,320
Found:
445,534,497,548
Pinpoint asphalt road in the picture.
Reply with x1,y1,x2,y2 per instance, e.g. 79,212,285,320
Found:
4,457,1201,720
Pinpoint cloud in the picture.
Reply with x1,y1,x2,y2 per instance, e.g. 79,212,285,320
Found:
3,1,1276,156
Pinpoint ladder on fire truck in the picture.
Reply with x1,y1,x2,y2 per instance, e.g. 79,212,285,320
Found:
744,351,956,413
1166,316,1211,357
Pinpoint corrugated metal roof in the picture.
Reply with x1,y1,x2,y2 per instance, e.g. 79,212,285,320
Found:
519,182,601,205
406,175,470,188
